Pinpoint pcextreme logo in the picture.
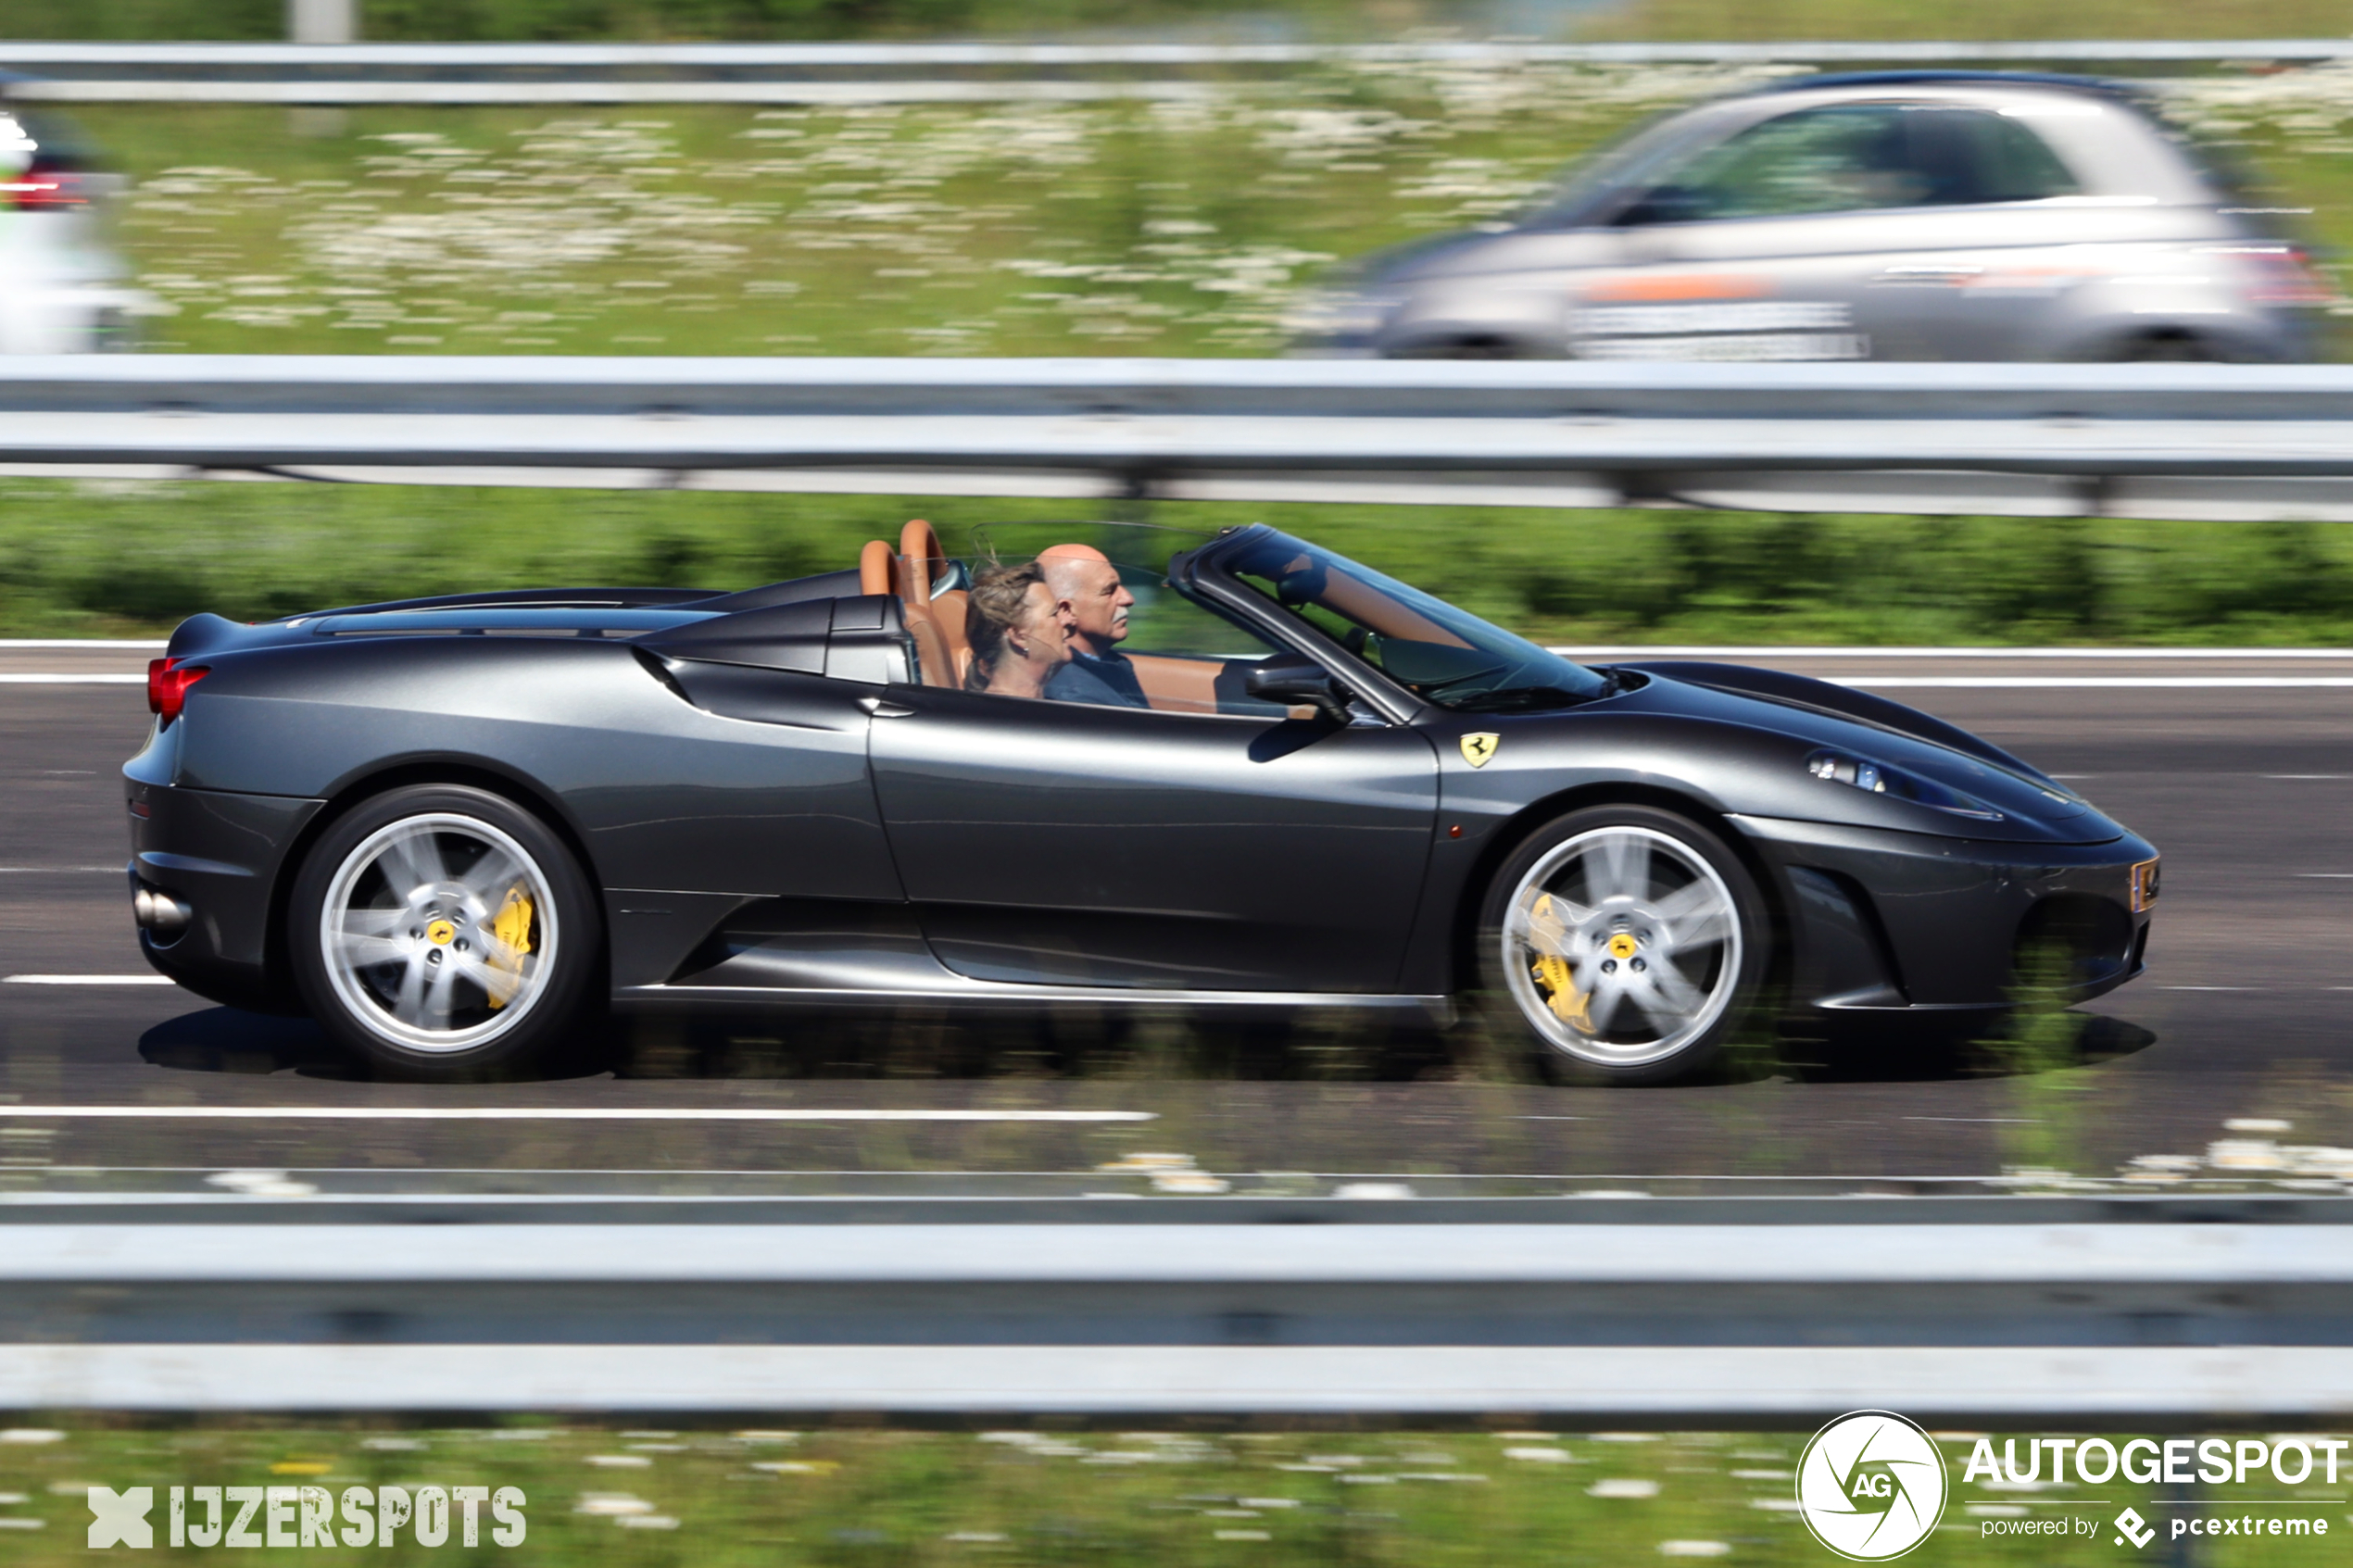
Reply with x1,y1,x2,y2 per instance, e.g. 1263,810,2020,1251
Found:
1796,1411,1950,1561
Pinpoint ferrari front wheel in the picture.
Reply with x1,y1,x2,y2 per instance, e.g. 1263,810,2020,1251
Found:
1475,805,1768,1085
288,784,601,1080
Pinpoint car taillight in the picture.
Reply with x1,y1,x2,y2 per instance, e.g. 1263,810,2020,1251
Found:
4,162,85,209
147,658,208,724
2242,247,2334,306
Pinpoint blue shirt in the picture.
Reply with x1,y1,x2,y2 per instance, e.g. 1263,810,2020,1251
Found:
1044,650,1149,709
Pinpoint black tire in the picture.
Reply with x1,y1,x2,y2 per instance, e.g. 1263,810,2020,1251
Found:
1472,804,1769,1085
1403,335,1524,360
2108,332,2224,363
287,784,602,1081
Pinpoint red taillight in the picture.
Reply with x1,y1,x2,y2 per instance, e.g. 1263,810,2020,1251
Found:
147,658,208,724
4,163,85,210
2244,247,2335,307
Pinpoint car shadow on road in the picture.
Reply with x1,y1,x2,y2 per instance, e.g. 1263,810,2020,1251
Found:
600,1007,1464,1083
132,1003,2156,1087
136,1006,660,1082
137,1008,359,1078
1784,1011,2158,1085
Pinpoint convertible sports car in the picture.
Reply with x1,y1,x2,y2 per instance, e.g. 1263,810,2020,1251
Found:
125,521,2158,1082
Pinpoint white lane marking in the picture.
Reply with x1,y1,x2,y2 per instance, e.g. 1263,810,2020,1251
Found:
0,1106,1154,1122
2298,873,2353,878
0,868,121,874
1554,646,2353,659
1839,677,2353,689
1903,1117,2042,1123
2265,774,2349,780
2158,985,2252,991
3,974,174,985
0,674,145,684
0,639,167,649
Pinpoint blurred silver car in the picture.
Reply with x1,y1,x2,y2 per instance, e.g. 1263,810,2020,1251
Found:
1292,71,2332,363
0,92,146,354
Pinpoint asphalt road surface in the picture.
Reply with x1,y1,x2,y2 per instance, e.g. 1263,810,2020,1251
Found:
6,643,2351,1193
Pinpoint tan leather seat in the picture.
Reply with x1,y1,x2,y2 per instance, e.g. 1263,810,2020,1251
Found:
900,512,973,680
932,588,971,688
1126,652,1223,714
894,520,955,689
904,613,954,689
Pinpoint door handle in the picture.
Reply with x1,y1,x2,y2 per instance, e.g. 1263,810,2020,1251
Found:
860,696,915,718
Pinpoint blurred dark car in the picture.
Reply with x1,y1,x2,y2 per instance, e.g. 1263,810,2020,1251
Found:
0,85,147,353
1290,72,2332,363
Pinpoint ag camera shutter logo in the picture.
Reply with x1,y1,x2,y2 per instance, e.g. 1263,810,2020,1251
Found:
1795,1410,1949,1561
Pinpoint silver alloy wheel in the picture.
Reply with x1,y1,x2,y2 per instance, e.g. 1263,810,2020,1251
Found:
318,812,558,1053
1501,824,1743,1068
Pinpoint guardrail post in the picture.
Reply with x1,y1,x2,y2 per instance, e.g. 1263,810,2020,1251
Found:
287,0,354,137
288,0,355,44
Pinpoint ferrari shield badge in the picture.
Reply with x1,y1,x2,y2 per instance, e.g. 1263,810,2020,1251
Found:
1459,732,1501,768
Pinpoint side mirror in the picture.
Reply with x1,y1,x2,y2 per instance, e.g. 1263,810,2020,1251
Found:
1246,653,1352,722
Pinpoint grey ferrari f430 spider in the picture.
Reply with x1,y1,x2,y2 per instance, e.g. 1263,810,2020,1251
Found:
126,520,2156,1081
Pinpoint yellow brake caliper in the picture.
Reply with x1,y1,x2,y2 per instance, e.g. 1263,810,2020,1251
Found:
1525,893,1592,1034
484,885,535,1010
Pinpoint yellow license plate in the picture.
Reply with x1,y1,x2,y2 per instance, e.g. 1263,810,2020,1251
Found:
2130,858,2161,912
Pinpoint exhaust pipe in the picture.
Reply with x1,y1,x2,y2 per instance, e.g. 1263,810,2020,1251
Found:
132,885,192,940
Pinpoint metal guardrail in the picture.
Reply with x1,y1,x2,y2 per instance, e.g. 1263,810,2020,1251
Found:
5,1216,2351,1414
9,356,2353,521
0,39,2343,103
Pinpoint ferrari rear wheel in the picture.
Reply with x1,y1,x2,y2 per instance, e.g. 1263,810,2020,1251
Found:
1476,805,1768,1084
289,784,600,1080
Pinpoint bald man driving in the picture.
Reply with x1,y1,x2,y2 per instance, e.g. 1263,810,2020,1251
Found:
1038,544,1148,709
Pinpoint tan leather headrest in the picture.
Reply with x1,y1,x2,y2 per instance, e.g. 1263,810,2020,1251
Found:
858,539,894,597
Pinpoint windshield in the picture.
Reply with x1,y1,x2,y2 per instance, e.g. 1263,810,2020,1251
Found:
1217,531,1615,712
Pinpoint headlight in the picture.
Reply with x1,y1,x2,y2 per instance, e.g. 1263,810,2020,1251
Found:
1281,287,1404,347
1806,748,2003,821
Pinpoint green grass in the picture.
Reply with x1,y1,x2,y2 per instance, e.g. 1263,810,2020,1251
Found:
0,1422,2340,1565
73,82,1656,359
15,477,2353,646
46,64,2353,363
